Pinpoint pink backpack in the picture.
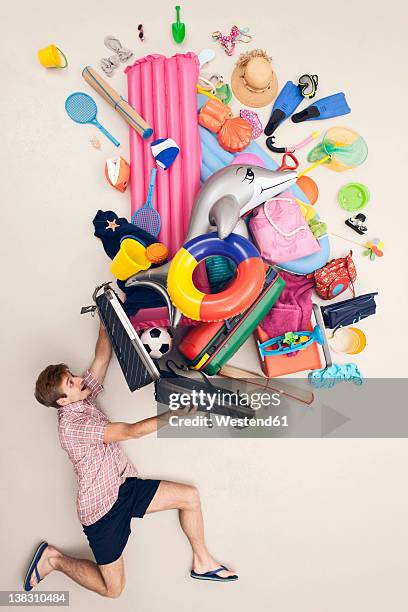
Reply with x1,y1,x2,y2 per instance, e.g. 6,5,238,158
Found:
249,193,320,265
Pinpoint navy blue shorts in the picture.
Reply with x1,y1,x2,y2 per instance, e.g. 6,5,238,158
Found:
83,477,161,565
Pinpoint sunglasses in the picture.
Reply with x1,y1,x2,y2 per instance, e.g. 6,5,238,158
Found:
138,24,144,41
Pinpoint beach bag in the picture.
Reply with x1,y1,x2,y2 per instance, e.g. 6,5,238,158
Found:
320,292,378,330
249,194,321,264
313,251,356,300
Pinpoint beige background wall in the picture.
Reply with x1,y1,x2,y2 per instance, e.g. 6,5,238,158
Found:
1,0,408,610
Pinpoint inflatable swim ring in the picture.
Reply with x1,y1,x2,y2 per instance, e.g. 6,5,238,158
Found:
168,232,265,321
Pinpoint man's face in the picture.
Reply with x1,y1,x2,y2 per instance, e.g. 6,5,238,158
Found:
57,372,92,407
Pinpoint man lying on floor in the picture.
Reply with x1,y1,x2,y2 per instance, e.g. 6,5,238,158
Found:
27,319,237,597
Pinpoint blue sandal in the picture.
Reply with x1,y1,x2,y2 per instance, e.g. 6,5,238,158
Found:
190,565,238,582
24,542,48,592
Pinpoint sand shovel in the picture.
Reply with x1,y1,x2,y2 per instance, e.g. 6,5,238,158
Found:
172,6,185,43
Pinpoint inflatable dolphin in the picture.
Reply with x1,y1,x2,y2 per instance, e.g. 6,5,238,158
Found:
126,164,297,289
188,163,297,240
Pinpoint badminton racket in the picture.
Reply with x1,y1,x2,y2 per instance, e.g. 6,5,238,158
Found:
131,168,161,237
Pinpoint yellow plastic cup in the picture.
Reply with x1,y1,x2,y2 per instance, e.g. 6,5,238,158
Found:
110,238,151,281
329,326,366,355
38,44,68,68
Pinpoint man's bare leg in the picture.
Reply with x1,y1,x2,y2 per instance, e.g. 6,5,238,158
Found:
146,481,236,578
28,546,125,598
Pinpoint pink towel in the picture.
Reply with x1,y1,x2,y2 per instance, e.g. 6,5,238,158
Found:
261,270,315,339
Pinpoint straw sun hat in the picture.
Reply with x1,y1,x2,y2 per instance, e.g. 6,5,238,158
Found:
231,49,278,108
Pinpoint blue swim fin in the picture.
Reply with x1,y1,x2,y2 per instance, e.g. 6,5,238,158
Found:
291,92,351,123
264,81,303,136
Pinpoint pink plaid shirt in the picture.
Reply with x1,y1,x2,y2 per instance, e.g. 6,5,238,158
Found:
58,370,137,526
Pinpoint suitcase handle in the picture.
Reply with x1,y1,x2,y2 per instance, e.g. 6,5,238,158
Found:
80,305,97,315
81,282,113,315
93,281,113,302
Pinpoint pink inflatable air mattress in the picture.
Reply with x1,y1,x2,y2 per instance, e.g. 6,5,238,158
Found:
125,53,201,256
126,54,203,329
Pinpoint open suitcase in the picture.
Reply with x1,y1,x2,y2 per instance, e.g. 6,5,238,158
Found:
81,282,160,391
178,268,285,375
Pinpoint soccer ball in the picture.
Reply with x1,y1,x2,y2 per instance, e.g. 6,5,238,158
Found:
140,327,173,360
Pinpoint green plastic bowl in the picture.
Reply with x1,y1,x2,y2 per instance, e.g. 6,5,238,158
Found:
337,183,370,212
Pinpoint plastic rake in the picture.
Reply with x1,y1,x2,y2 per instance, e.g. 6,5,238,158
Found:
131,168,161,237
65,92,120,147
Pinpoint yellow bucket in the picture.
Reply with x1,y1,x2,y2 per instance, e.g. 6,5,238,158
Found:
38,44,68,68
110,238,151,281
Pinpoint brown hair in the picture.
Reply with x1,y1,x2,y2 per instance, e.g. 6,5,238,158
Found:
35,363,69,408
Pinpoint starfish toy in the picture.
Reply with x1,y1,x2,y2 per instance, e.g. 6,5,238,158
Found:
106,219,120,232
90,135,101,149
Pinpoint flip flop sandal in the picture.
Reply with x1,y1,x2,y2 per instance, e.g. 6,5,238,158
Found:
190,564,238,582
24,541,48,592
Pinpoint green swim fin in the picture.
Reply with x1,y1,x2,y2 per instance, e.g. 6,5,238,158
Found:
291,92,351,123
264,81,303,136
